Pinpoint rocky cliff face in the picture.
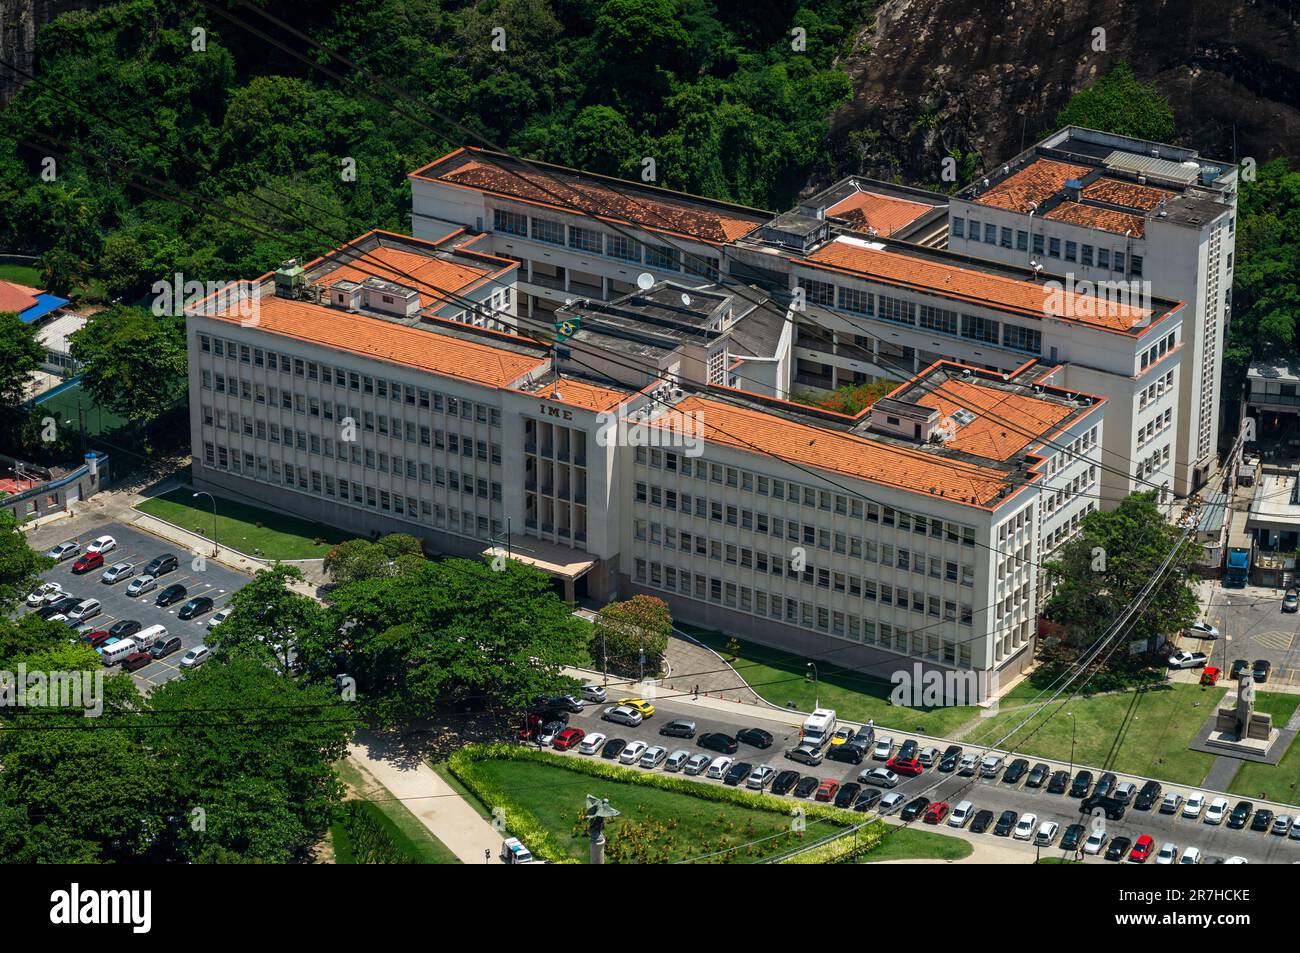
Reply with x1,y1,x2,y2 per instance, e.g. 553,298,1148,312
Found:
0,0,95,105
825,0,1300,189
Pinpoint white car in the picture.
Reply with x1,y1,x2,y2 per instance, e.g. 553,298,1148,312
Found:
1179,846,1203,864
85,535,117,555
46,541,80,561
1182,792,1206,819
601,705,643,727
126,575,157,597
683,753,712,776
617,740,647,765
1034,821,1060,846
1224,856,1249,864
26,582,62,607
706,756,734,779
638,745,668,769
947,800,974,828
1155,842,1178,865
577,732,606,755
1167,651,1207,669
1013,814,1039,840
100,562,135,584
179,645,211,669
1187,621,1220,639
872,736,894,760
1083,829,1109,855
1204,797,1230,825
207,608,231,630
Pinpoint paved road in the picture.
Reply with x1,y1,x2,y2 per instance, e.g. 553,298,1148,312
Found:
1196,579,1300,691
557,695,1300,864
22,518,251,688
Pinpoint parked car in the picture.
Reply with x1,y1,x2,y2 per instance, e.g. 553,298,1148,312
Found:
658,719,696,739
580,684,607,703
1034,821,1060,847
552,727,585,751
1181,792,1207,819
155,584,188,607
85,535,116,555
924,802,951,824
1080,795,1127,821
67,599,101,622
736,727,773,749
724,762,754,786
850,725,876,751
1228,801,1254,829
100,562,135,584
897,739,919,761
833,781,861,808
747,766,777,790
142,554,178,577
37,596,79,619
771,770,801,796
1253,659,1272,683
829,727,855,746
698,732,738,754
1230,659,1250,679
1180,846,1203,865
1187,620,1221,638
125,575,157,597
617,741,648,765
878,792,907,815
536,721,564,745
683,754,712,776
1026,762,1051,788
207,609,230,629
886,756,923,777
938,744,963,772
83,630,114,649
1204,797,1230,825
854,788,883,813
1003,758,1029,784
1134,780,1162,810
958,808,989,834
958,753,980,776
872,737,894,760
1130,835,1155,862
1284,590,1299,613
705,757,734,780
638,746,668,769
1168,650,1208,669
1113,780,1136,805
577,732,606,755
1251,809,1275,832
1094,772,1118,798
25,582,63,607
615,697,655,718
917,746,940,768
600,738,627,760
121,651,152,673
785,743,823,767
993,810,1018,836
71,552,104,574
858,767,899,788
1013,814,1039,840
825,742,864,764
1068,770,1094,798
178,645,211,669
1271,814,1293,836
979,754,1003,778
899,796,930,821
178,596,214,620
1155,842,1179,865
1159,791,1184,815
792,776,819,799
1060,823,1087,851
1104,836,1132,861
46,540,80,561
601,705,643,727
1083,829,1109,855
148,635,182,659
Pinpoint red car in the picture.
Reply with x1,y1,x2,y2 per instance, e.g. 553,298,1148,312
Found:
924,801,951,824
82,630,113,648
1129,835,1155,862
121,651,152,672
886,756,924,777
552,727,585,751
71,552,104,574
814,779,841,802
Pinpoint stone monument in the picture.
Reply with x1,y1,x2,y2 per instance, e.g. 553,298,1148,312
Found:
1205,675,1280,756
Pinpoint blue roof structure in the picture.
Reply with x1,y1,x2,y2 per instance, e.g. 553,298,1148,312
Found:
20,293,70,324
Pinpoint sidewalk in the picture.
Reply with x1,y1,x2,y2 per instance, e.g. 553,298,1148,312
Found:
347,730,501,865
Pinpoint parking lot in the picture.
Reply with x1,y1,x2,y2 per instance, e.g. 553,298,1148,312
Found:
1196,580,1300,690
23,520,252,689
554,695,1300,864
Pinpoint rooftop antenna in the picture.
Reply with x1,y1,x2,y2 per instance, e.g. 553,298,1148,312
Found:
636,272,655,291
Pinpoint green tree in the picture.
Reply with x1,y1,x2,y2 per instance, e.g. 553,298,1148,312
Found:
322,533,425,586
0,310,44,407
1042,492,1199,655
592,594,673,677
1054,62,1176,143
205,564,328,677
0,509,52,612
68,304,186,430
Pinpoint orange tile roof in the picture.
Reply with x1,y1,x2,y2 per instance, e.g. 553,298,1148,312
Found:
525,375,630,413
974,160,1092,212
420,153,763,244
827,190,934,235
206,295,544,388
665,395,1021,508
804,238,1154,332
1044,201,1147,237
320,244,499,309
914,378,1074,461
1083,177,1175,211
0,280,40,313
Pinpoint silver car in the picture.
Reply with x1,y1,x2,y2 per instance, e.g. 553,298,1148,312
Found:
601,705,643,727
126,575,157,597
46,541,80,561
878,792,907,815
746,765,776,790
638,745,668,769
785,743,823,766
100,562,135,584
664,749,692,772
858,767,899,788
683,753,712,776
581,684,607,703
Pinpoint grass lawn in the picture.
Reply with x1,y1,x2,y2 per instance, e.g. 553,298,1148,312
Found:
1251,691,1300,728
1228,719,1300,805
854,826,974,862
136,487,354,559
961,682,1225,786
0,263,41,286
334,759,461,864
463,757,824,863
679,624,978,736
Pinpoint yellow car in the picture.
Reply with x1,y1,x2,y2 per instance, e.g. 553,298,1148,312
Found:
617,697,655,717
830,727,855,746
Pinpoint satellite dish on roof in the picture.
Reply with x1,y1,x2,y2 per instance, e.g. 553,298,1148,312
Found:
636,272,655,290
681,294,692,306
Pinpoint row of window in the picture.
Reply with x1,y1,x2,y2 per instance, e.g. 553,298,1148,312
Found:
198,333,503,426
632,560,976,665
1137,409,1173,449
1045,426,1100,477
1043,466,1098,519
1138,370,1176,411
1140,332,1177,371
952,219,1143,275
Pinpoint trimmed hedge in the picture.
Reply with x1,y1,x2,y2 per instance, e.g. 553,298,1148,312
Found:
446,743,887,864
779,823,886,864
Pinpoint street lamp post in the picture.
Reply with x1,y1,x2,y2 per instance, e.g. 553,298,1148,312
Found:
807,661,820,710
193,491,218,557
1067,711,1077,776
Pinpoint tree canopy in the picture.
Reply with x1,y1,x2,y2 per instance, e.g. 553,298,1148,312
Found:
1053,62,1177,144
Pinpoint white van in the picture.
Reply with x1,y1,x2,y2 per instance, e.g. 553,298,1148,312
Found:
102,639,138,666
134,624,169,650
801,708,837,748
